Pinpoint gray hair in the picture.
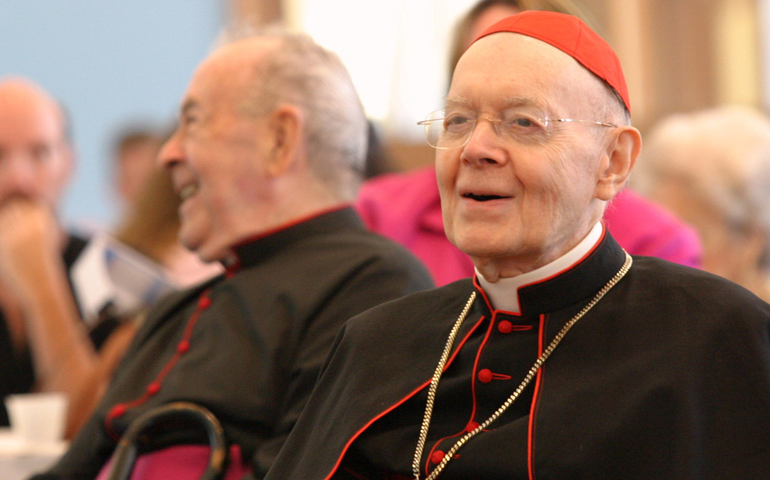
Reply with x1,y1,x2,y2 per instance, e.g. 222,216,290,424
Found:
228,29,367,201
601,83,631,126
633,105,770,268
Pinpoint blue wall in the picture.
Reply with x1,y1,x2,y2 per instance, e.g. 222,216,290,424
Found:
0,1,223,230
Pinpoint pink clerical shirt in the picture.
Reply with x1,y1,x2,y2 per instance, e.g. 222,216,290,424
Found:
355,166,702,286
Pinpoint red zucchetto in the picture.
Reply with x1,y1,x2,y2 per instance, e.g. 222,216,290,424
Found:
473,11,631,114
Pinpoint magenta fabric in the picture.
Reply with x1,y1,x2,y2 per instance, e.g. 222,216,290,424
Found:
355,166,701,286
95,444,250,480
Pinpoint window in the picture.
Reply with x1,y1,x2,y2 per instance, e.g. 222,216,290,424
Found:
288,0,476,141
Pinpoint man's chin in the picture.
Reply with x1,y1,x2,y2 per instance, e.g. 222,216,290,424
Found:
186,242,230,264
451,232,509,259
180,233,207,261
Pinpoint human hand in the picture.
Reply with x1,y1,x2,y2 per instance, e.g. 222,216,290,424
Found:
0,197,64,301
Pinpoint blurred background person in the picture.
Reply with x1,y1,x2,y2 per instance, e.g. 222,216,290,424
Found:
633,105,770,301
355,0,702,286
0,77,219,440
0,78,176,440
0,76,92,428
112,126,166,211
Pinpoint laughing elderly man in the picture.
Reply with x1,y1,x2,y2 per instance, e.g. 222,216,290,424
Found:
32,31,432,480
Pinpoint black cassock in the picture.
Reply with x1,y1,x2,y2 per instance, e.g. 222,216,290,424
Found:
267,231,770,480
34,207,434,480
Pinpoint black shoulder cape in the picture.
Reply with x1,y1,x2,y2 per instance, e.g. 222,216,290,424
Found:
267,232,770,480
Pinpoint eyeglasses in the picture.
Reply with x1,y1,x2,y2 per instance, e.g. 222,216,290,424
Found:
417,109,617,149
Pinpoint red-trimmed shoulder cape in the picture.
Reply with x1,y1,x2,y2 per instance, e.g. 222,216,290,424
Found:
266,232,770,480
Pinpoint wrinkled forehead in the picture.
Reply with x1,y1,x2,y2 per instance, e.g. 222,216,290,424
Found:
449,33,602,116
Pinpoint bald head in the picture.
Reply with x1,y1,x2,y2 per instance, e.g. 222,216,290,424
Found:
471,11,630,124
0,77,73,209
0,78,68,134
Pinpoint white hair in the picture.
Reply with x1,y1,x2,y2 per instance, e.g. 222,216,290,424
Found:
634,105,770,267
230,29,368,201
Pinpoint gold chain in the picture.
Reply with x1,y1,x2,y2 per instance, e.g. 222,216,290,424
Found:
413,253,633,480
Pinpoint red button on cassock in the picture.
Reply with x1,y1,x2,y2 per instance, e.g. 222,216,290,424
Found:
431,450,445,465
498,320,513,334
466,421,480,433
177,340,190,353
108,404,127,419
146,382,161,396
478,368,493,383
198,295,212,309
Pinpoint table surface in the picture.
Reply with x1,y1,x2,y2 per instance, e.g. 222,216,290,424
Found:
0,428,66,480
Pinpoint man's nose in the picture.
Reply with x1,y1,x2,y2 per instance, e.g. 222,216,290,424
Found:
461,117,505,166
0,155,38,198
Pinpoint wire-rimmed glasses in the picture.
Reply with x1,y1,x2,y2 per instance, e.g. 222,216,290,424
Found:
417,109,617,149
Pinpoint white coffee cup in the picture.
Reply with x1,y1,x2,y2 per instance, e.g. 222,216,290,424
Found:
5,392,68,444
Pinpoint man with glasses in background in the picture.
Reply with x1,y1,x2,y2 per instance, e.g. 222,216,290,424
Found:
266,11,770,480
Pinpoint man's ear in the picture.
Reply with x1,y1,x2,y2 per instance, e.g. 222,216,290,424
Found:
266,104,303,177
595,126,642,201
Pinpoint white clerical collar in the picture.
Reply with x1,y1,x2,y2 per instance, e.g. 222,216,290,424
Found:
476,222,604,314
